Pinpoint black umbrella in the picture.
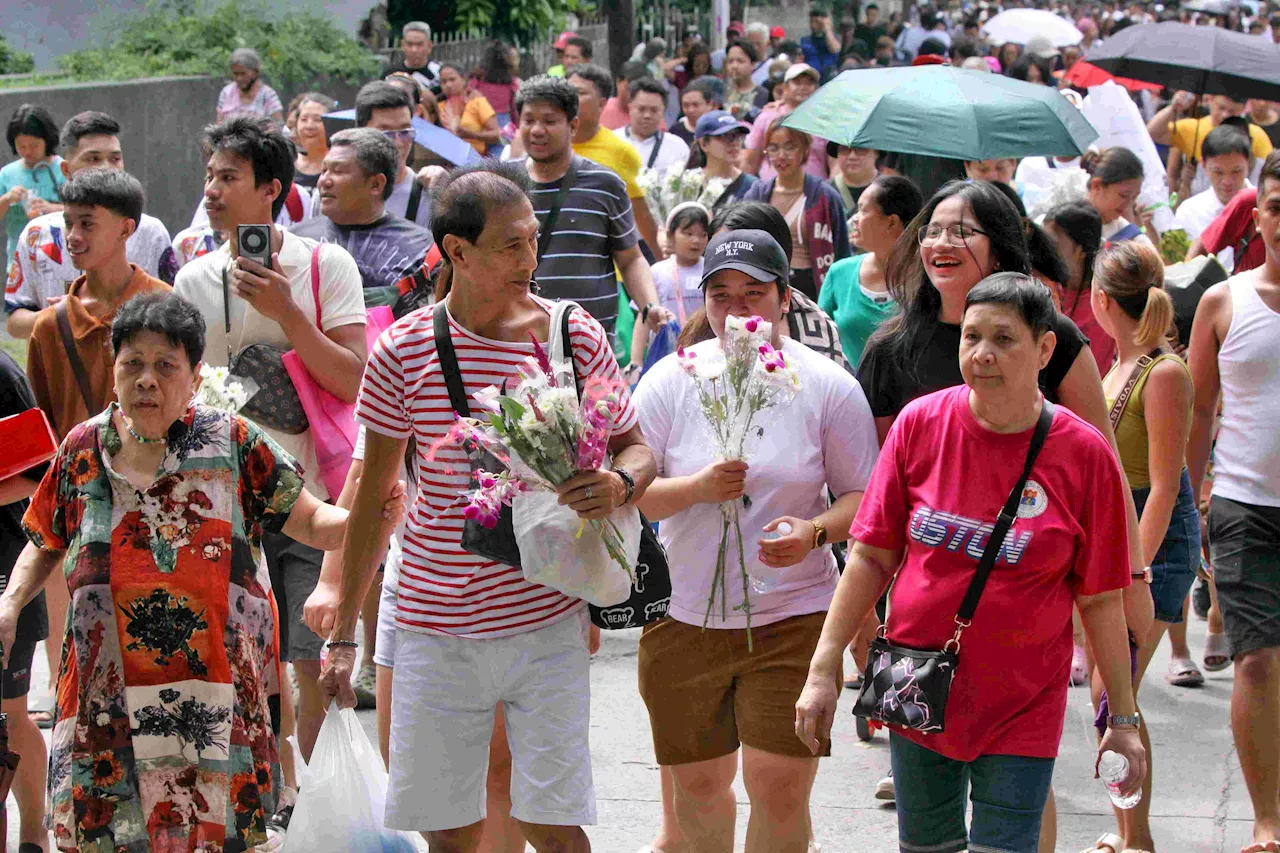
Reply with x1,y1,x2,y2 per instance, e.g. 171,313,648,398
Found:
1084,21,1280,101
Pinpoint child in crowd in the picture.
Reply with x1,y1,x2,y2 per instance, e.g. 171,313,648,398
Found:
631,202,710,369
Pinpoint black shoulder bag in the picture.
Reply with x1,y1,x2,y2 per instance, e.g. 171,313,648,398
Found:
434,301,671,629
853,401,1055,734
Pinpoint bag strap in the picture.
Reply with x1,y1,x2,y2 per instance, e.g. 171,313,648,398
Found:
1234,218,1257,264
54,300,98,415
1107,346,1166,433
433,303,471,418
406,177,424,223
951,400,1056,640
548,300,582,392
537,157,579,264
646,131,664,170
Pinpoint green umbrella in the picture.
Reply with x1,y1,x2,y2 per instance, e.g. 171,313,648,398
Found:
781,66,1099,161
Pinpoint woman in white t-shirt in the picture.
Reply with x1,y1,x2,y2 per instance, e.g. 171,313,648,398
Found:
631,202,710,367
632,228,879,852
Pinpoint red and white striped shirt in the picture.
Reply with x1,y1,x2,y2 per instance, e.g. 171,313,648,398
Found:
356,297,638,638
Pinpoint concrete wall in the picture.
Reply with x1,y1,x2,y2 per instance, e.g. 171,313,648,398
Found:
0,76,368,237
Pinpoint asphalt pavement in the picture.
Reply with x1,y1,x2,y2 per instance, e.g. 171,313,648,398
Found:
6,614,1252,852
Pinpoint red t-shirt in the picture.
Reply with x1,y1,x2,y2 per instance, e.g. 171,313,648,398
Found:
850,386,1131,761
1201,187,1263,273
1062,289,1116,374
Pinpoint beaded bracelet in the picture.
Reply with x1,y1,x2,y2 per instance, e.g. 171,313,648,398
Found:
326,639,358,649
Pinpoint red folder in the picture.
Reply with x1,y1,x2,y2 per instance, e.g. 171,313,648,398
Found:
0,409,58,482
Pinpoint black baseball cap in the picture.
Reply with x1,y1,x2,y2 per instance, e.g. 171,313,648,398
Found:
701,229,790,287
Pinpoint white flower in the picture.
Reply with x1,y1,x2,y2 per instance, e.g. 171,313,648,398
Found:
692,350,727,380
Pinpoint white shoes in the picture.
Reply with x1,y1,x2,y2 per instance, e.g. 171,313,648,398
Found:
874,771,896,802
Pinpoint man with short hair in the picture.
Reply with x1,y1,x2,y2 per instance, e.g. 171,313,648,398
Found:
318,158,657,853
5,111,176,339
801,6,842,79
710,20,746,71
745,22,774,85
26,168,170,441
173,116,367,797
355,81,433,230
671,78,722,146
566,65,664,255
855,4,888,51
562,36,592,72
291,128,432,297
744,63,830,180
621,78,690,171
1148,92,1273,198
383,21,441,94
828,142,880,215
600,61,651,131
896,8,951,60
515,75,671,339
1174,124,1254,244
1186,149,1280,853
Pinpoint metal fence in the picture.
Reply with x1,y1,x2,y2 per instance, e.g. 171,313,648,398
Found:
407,19,611,78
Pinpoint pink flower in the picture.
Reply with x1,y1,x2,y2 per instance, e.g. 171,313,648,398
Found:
745,317,760,333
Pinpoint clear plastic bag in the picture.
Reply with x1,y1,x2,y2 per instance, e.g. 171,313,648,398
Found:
512,490,640,606
282,705,418,853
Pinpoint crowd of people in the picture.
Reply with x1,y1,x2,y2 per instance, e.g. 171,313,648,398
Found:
0,3,1278,852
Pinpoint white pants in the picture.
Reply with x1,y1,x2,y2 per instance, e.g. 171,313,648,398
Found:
384,610,596,832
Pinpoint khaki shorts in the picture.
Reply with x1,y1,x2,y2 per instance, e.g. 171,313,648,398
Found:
637,611,837,765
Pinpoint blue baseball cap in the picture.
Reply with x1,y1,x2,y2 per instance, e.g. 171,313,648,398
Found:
695,110,751,139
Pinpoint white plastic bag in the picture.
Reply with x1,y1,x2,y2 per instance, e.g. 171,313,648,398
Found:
512,491,640,606
282,705,418,853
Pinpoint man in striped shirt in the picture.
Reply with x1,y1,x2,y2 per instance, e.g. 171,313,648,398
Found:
512,75,673,340
320,160,656,851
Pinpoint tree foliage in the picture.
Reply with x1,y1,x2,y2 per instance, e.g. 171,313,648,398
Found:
56,0,378,90
0,34,35,75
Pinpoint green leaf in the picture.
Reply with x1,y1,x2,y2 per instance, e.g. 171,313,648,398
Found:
498,396,527,423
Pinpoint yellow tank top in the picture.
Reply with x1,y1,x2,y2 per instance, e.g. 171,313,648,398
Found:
1105,353,1192,490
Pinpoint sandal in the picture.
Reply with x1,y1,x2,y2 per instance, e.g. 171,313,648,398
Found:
1240,842,1280,852
27,694,55,730
1166,657,1205,687
1204,632,1232,672
1080,833,1125,853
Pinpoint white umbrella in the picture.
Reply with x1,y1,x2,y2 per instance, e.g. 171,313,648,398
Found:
982,9,1084,47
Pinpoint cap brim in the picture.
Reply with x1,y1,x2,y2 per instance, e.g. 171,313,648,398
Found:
701,261,783,287
700,124,750,138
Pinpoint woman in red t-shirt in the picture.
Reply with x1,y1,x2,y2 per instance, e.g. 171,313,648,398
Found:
797,274,1147,853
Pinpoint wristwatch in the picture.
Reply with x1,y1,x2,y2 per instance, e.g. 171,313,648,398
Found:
1131,566,1153,584
614,468,636,505
810,519,828,550
1108,713,1141,728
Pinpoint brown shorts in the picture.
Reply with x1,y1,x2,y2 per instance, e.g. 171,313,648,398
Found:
637,611,837,765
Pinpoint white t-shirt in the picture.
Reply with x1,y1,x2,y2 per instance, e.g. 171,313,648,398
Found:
172,229,367,499
620,127,691,172
1173,183,1251,243
633,336,880,629
649,256,704,325
5,212,175,312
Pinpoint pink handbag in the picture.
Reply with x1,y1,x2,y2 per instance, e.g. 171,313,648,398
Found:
283,245,395,498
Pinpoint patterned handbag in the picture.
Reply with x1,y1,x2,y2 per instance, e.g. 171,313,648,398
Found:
853,402,1054,733
223,264,309,435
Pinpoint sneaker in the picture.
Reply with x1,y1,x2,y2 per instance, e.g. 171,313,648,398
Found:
1192,576,1211,620
874,771,895,802
352,664,377,710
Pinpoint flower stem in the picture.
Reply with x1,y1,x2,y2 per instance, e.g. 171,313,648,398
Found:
733,514,753,653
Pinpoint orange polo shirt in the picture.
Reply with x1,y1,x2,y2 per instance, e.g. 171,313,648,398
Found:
26,265,171,441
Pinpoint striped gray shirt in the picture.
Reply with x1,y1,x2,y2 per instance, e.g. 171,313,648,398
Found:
521,155,638,334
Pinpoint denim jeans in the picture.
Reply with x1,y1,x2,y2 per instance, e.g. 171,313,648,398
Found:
890,733,1055,853
1131,468,1202,624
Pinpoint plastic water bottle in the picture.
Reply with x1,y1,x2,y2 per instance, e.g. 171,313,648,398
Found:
750,522,792,594
1098,750,1141,809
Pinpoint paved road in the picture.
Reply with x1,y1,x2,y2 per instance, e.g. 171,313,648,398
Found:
7,614,1251,852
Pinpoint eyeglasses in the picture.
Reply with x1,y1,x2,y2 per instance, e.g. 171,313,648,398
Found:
917,223,988,246
381,129,415,143
765,143,802,157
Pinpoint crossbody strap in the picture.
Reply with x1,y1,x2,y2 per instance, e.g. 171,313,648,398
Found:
951,400,1056,641
406,177,424,223
537,158,579,264
646,131,664,170
1107,346,1166,433
54,301,98,416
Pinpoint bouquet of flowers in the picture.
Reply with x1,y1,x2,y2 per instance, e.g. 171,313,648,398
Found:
194,365,257,414
637,165,732,227
431,335,636,581
679,315,802,650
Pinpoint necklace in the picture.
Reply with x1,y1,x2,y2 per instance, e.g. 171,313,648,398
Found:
123,416,167,445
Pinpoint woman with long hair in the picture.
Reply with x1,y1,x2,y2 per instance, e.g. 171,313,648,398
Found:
291,92,337,190
745,120,851,300
472,40,522,151
1044,200,1111,369
1087,239,1199,853
438,63,501,156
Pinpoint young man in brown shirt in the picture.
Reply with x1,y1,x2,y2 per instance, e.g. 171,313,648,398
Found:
26,168,170,442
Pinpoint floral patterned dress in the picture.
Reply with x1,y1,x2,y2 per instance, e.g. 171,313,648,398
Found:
23,403,303,853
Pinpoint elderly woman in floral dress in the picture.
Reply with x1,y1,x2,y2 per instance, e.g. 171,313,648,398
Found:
0,292,401,853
